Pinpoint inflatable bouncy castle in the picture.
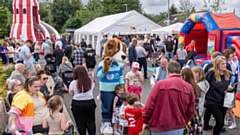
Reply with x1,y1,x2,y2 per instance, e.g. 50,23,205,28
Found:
10,0,60,41
179,12,240,64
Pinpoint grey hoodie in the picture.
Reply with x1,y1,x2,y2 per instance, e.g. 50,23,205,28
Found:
198,80,210,116
58,62,73,76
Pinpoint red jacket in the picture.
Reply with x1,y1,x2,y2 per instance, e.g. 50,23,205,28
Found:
143,75,195,132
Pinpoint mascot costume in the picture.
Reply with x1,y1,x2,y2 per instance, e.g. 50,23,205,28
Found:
96,38,127,134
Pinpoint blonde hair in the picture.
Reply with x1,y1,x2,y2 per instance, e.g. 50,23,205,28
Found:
144,34,148,39
192,66,205,83
137,40,144,46
213,56,231,82
191,40,196,44
35,64,42,72
48,95,63,120
6,78,21,91
62,56,69,64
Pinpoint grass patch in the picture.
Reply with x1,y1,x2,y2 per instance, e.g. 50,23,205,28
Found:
0,39,4,43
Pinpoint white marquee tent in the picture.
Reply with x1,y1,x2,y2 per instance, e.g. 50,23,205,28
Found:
74,10,161,55
151,22,183,34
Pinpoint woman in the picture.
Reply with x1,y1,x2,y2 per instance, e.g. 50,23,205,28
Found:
83,44,96,79
181,68,202,135
192,66,210,116
36,69,53,101
59,56,73,77
205,56,232,135
9,77,49,134
222,49,233,71
69,66,96,135
6,78,21,105
7,42,15,64
34,41,40,62
143,35,150,61
0,42,8,64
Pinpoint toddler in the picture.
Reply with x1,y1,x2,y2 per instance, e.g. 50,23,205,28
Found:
112,84,124,135
125,62,144,99
125,94,145,135
119,92,129,135
43,95,72,135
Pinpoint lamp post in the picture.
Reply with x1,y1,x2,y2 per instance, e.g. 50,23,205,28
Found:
124,4,128,12
166,0,170,25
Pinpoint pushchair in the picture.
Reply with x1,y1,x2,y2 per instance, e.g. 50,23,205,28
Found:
62,71,73,88
44,53,56,75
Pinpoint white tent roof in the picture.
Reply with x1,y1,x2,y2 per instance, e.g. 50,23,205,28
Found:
75,10,161,34
151,22,183,34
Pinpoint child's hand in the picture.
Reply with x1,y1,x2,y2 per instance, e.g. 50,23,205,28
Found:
134,101,141,106
113,112,117,117
67,120,73,126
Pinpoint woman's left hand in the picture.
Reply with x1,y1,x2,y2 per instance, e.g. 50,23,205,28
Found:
228,86,234,91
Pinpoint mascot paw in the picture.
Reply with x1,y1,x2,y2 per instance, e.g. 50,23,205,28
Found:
103,57,112,73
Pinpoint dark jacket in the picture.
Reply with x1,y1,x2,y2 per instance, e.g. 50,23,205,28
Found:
205,70,231,106
143,75,195,132
64,46,74,59
53,48,64,66
128,45,137,62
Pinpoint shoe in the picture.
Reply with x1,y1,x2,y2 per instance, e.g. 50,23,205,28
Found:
203,125,213,131
221,127,226,132
225,121,228,126
114,130,121,135
228,123,237,129
144,77,149,79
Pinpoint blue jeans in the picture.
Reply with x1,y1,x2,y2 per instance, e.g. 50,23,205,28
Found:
167,51,173,59
151,128,184,135
34,53,39,62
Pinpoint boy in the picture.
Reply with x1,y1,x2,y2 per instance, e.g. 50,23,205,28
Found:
125,94,145,135
119,92,129,135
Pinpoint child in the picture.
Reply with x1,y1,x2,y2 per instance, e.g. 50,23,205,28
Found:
177,42,187,68
125,94,145,135
112,84,124,135
186,40,196,53
42,95,72,135
119,92,129,135
125,62,144,99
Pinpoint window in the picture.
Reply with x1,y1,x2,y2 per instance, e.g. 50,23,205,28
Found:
16,9,19,14
23,8,26,14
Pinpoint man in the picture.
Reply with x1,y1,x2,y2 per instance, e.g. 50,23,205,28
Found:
128,38,138,67
42,39,52,57
136,40,148,79
61,35,67,50
72,43,83,67
100,35,108,57
143,62,195,135
150,56,169,88
53,45,64,72
81,38,87,51
45,37,52,46
20,39,35,77
164,36,175,59
55,38,63,49
64,42,75,60
10,63,26,85
173,34,178,54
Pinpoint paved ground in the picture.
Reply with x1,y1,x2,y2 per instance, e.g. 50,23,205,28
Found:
40,56,240,135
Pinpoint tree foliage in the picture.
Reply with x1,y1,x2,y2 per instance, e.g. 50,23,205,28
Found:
143,12,168,23
170,4,178,14
0,6,12,38
179,0,193,20
203,0,227,13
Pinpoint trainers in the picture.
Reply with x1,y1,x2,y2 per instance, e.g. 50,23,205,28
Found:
225,121,228,126
114,130,121,135
221,127,226,132
228,123,237,130
203,125,213,131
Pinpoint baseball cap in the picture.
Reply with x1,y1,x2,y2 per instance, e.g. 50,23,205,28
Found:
132,62,140,69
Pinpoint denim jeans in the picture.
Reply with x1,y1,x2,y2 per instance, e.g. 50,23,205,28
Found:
167,51,173,59
151,128,184,135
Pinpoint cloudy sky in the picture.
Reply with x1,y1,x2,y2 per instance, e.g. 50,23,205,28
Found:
81,0,240,17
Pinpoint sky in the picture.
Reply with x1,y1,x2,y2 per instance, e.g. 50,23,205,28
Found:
81,0,240,17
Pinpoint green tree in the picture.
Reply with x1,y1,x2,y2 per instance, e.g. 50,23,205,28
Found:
62,17,82,30
50,0,81,32
0,6,11,38
170,4,178,14
143,12,168,23
203,0,227,13
179,0,193,20
101,0,142,15
0,0,13,13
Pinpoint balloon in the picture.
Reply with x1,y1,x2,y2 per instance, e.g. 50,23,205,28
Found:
179,36,184,43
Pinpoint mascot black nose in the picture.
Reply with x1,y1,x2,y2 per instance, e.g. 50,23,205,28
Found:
121,55,126,60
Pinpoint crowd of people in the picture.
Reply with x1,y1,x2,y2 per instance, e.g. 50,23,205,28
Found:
1,32,239,135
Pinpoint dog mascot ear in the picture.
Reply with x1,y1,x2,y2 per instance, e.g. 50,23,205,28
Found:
96,38,127,134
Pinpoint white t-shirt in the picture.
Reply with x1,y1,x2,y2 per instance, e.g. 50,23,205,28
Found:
7,46,14,58
69,80,95,100
119,104,128,127
125,71,142,87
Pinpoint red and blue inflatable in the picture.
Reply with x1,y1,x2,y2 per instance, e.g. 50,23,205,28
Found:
179,12,240,65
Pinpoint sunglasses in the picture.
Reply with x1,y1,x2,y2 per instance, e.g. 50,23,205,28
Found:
43,77,48,80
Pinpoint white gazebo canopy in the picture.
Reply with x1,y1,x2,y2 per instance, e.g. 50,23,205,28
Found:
151,22,183,34
74,10,161,55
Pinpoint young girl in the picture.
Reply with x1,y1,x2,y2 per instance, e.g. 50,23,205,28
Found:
177,42,187,68
186,40,196,53
125,62,144,99
43,95,72,135
112,84,124,135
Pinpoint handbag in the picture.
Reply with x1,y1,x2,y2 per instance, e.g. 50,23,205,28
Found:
64,125,74,135
140,126,151,135
224,91,235,108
